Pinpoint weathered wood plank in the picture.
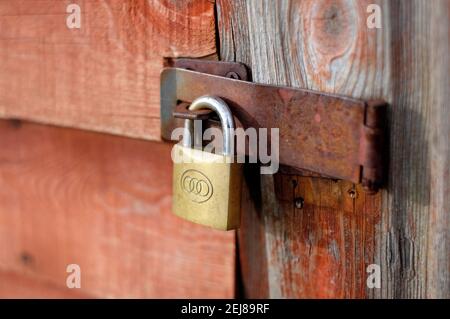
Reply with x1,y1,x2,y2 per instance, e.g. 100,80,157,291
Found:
218,0,449,298
218,0,383,298
0,120,235,298
380,0,449,299
0,0,216,140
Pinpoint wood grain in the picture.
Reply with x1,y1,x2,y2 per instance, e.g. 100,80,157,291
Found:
0,0,216,140
0,270,90,298
381,0,449,299
0,120,235,298
218,0,449,298
272,176,380,298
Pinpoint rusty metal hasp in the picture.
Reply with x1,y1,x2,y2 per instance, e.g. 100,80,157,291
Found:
161,59,387,193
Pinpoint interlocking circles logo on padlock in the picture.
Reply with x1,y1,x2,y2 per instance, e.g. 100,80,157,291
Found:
180,169,213,203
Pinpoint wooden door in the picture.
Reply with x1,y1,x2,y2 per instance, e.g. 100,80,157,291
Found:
0,0,448,299
217,0,449,298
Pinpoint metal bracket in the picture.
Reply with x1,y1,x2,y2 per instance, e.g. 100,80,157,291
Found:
161,59,387,193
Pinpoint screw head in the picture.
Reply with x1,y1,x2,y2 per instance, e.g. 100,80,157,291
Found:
294,197,304,209
348,188,358,199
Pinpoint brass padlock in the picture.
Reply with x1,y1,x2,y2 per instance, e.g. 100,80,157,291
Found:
172,95,242,230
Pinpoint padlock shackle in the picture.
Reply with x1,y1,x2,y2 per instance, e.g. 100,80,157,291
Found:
183,95,235,156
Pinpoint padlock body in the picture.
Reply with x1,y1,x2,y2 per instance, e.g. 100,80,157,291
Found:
172,144,242,230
